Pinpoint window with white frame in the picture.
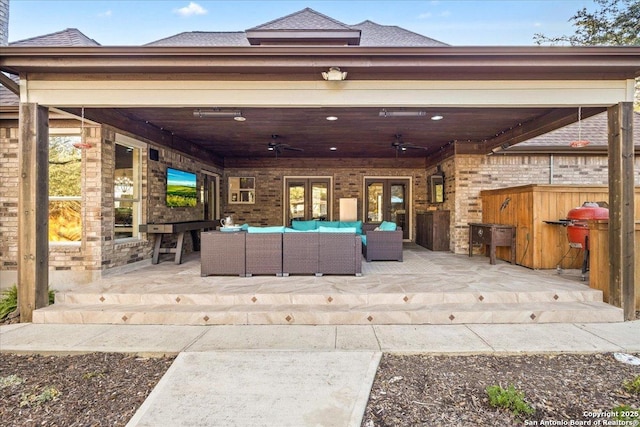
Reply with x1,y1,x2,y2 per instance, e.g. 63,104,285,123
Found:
114,137,142,240
49,134,82,243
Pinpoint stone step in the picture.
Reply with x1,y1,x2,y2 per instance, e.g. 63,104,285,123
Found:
55,288,603,306
32,300,623,325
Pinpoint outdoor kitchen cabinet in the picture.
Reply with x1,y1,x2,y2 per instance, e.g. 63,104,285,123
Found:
480,185,640,270
416,210,450,251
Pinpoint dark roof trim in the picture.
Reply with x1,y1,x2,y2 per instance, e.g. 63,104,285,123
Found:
245,30,362,45
1,46,638,79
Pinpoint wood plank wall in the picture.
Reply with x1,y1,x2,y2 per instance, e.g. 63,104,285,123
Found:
480,185,640,269
589,221,640,311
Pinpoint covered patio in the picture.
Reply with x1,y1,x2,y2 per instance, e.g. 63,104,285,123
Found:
0,13,637,323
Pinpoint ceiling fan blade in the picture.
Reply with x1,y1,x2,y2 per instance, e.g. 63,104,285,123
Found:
283,146,304,152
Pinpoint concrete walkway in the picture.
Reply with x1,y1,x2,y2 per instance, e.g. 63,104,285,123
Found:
2,322,639,426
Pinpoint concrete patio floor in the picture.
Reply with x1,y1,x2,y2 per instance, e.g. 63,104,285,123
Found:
32,244,623,325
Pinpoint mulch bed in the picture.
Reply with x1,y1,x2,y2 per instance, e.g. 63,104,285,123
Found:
1,351,639,427
362,353,640,426
0,353,175,427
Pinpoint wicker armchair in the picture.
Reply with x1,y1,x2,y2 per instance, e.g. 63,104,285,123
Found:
362,223,403,262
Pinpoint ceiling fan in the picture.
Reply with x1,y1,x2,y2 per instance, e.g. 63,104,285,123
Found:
267,135,304,157
391,134,428,157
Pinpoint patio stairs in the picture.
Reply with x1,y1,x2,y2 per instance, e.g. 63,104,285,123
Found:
32,283,623,325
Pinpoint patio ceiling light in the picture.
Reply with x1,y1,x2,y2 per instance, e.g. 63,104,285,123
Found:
322,67,347,81
379,109,427,117
193,109,244,119
431,115,444,121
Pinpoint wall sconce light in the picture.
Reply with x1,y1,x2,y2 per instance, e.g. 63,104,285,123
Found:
322,67,347,81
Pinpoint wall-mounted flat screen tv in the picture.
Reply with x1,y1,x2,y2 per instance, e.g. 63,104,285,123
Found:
166,167,197,207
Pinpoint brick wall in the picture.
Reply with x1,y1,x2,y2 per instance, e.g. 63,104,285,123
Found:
222,165,428,239
0,123,18,284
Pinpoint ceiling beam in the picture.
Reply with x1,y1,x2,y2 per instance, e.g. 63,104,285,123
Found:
0,72,19,95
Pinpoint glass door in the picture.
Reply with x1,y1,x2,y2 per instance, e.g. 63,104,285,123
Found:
365,178,409,239
285,178,331,225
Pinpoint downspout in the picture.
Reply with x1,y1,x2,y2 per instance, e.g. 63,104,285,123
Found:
549,154,554,184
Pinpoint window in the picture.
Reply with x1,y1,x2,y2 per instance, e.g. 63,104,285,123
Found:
49,135,82,243
114,139,141,240
228,177,255,204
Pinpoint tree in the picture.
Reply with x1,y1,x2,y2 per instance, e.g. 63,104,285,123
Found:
534,0,639,46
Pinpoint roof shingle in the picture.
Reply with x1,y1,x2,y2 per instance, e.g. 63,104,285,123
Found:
10,28,100,47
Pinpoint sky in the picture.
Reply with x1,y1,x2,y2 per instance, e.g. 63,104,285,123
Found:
7,0,595,46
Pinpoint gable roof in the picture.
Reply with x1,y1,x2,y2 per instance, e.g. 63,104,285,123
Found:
10,28,100,47
247,7,352,31
147,8,448,47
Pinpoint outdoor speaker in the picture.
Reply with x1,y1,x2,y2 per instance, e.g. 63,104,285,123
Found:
149,148,159,161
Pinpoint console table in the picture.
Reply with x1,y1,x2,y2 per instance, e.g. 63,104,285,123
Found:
140,220,217,264
468,223,516,265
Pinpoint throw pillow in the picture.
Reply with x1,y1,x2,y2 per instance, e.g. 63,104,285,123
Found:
379,221,397,231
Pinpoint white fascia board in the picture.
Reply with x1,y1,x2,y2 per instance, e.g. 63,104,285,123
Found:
23,79,631,108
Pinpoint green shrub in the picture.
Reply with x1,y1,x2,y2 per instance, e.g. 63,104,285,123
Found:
486,384,535,418
622,375,640,395
0,285,56,320
612,404,640,422
19,386,61,407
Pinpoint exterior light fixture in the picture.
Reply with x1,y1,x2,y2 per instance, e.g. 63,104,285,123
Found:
431,115,444,121
322,67,347,81
193,109,243,119
234,116,246,122
569,106,590,147
379,109,427,117
73,106,93,149
330,147,338,151
326,116,338,121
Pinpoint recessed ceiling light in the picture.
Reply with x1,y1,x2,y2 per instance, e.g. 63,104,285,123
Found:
234,116,246,122
326,116,338,121
431,115,444,121
330,147,338,151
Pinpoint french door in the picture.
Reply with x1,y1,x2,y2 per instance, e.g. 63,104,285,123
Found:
285,177,331,225
365,178,410,239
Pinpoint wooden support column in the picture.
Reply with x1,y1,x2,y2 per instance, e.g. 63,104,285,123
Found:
607,102,635,321
18,103,49,322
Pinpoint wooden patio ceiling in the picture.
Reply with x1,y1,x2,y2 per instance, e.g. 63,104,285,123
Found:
85,105,605,163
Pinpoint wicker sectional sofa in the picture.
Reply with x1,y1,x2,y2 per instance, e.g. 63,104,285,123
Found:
201,230,362,277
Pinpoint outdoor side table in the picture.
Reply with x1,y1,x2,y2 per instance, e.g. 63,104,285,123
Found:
468,223,516,265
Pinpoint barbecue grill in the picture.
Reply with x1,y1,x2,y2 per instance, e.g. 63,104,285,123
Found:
544,201,609,280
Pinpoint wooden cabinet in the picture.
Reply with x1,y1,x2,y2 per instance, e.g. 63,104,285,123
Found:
480,184,640,269
416,211,450,251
